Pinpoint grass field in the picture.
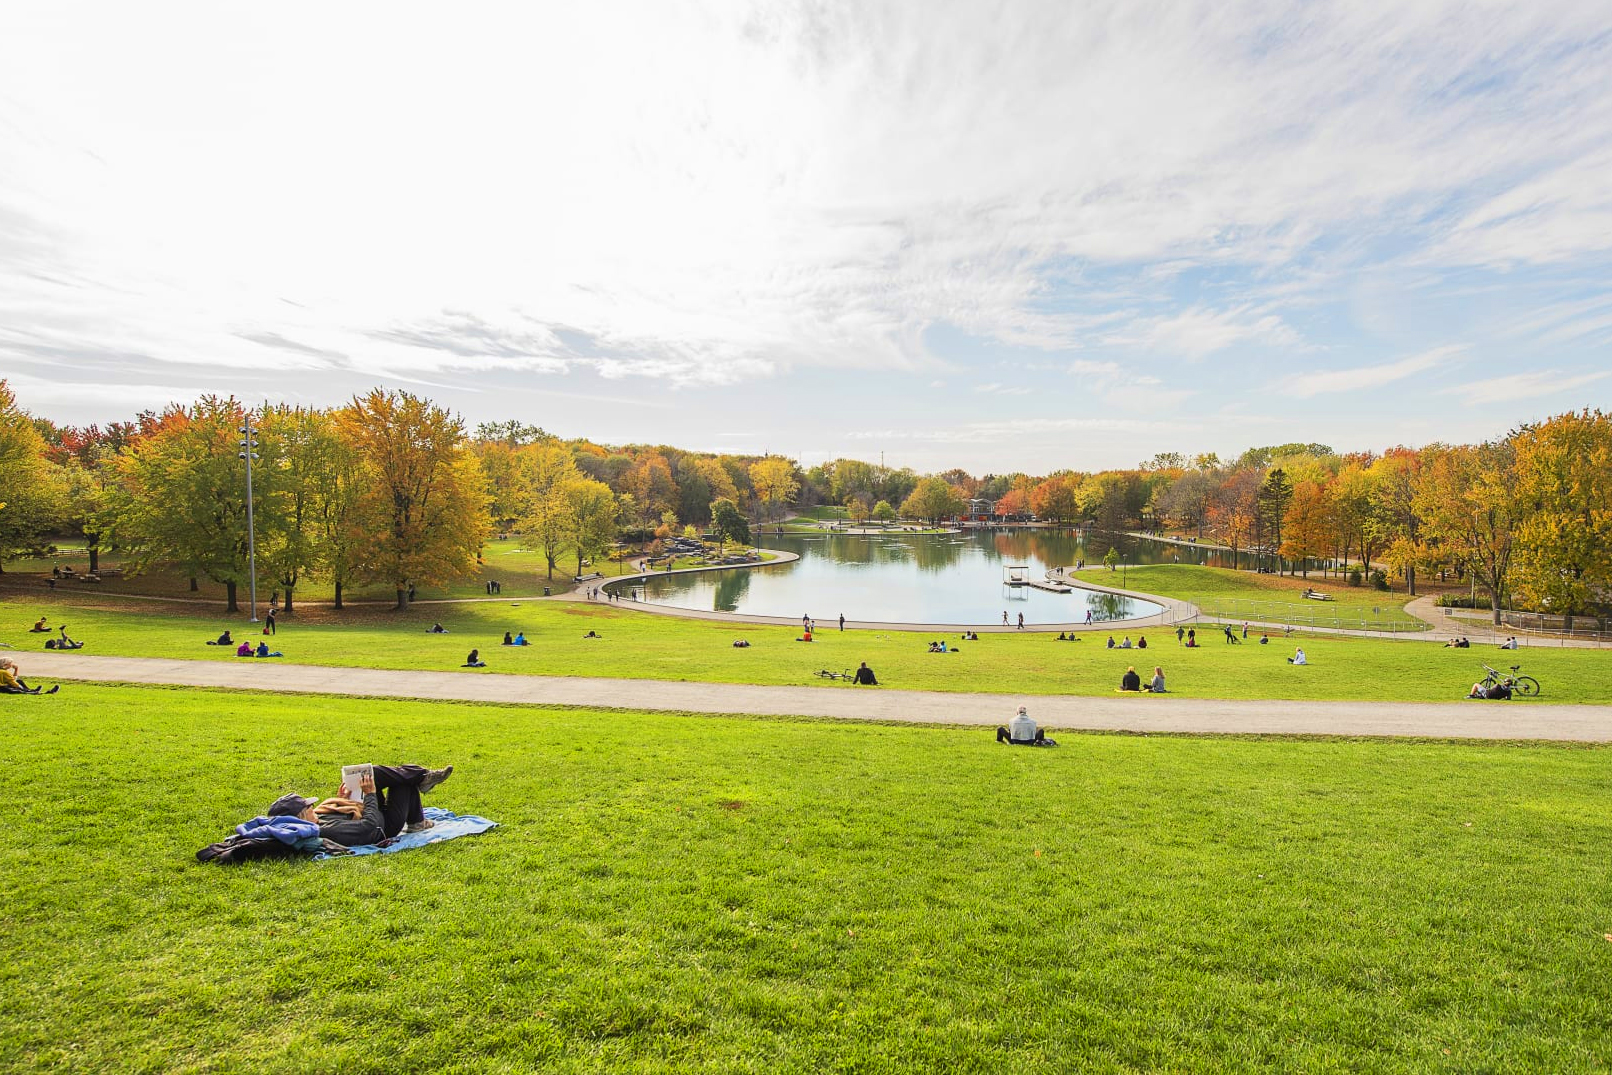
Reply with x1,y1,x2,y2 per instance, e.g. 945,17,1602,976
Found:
4,685,1610,1072
4,592,1608,704
1071,565,1425,629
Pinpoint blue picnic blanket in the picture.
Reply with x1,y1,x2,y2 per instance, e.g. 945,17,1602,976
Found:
316,807,497,859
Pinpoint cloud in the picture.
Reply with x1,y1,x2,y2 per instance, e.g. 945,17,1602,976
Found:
1115,305,1298,359
1443,369,1611,406
972,382,1032,396
1279,345,1464,399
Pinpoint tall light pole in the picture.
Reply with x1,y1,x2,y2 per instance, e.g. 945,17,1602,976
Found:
238,415,260,623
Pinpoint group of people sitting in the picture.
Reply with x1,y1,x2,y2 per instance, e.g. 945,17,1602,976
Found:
1119,665,1167,692
237,641,283,657
926,640,954,653
502,632,528,646
1444,637,1472,648
1105,635,1147,649
1053,632,1082,642
198,763,455,864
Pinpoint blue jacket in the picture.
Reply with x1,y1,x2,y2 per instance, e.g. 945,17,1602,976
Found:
236,816,322,845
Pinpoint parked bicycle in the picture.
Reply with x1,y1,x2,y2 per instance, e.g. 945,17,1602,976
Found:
1480,663,1540,697
814,668,854,682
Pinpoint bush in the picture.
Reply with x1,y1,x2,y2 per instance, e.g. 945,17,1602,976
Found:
1370,569,1389,591
1347,568,1362,587
1437,593,1493,610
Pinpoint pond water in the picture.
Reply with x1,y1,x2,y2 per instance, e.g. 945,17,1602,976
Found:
633,529,1207,625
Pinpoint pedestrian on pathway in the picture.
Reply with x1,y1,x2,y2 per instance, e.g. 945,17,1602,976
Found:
1085,610,1093,625
1003,611,1009,626
1017,612,1025,630
839,613,845,631
1242,622,1249,639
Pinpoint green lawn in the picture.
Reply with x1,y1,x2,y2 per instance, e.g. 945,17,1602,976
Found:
5,592,1611,703
1074,564,1425,629
3,685,1609,1072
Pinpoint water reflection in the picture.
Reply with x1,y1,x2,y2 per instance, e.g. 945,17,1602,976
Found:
636,528,1184,624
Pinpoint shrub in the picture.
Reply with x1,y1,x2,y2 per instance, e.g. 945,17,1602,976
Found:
1347,568,1363,587
1370,568,1389,591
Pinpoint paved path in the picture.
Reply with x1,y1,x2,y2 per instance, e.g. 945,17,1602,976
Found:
29,652,1612,743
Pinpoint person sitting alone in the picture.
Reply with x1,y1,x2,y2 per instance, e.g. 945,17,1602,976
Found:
1137,635,1147,649
1120,666,1142,692
853,661,878,685
46,627,84,650
1147,666,1166,693
463,649,486,667
732,639,750,648
267,763,455,843
207,630,234,647
1287,647,1307,665
996,705,1055,747
1259,632,1269,645
255,642,283,658
1,658,59,695
427,623,448,634
30,617,50,633
582,631,600,639
798,629,814,642
1468,680,1511,700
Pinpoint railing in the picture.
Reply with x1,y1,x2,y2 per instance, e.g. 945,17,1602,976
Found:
1195,598,1430,634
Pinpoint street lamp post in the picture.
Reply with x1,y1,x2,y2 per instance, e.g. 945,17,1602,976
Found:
238,415,260,623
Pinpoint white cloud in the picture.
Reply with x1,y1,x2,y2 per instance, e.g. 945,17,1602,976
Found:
1279,345,1464,399
1115,305,1298,359
1443,369,1610,406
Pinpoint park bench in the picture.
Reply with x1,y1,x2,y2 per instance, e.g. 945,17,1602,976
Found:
575,571,603,583
1301,590,1334,601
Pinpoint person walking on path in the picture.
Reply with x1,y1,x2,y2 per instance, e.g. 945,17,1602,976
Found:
1017,612,1025,630
839,614,845,632
1003,611,1009,626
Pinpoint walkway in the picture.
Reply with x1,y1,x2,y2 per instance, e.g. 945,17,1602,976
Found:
30,652,1612,743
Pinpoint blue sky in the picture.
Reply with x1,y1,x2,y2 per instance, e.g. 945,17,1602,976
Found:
2,1,1610,472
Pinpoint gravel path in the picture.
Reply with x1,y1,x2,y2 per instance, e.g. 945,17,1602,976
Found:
28,652,1612,743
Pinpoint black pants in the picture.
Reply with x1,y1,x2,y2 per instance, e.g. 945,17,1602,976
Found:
997,726,1047,745
372,764,428,837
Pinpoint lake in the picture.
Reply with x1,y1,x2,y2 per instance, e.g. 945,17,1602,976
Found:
632,529,1211,625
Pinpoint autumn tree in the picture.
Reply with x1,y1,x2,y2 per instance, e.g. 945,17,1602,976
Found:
621,452,678,525
1511,409,1612,622
0,382,59,571
900,477,964,526
1280,480,1332,578
337,389,489,610
558,477,618,576
1257,468,1294,573
1371,449,1424,594
750,457,800,524
872,499,896,523
1029,476,1080,524
514,445,583,579
1415,441,1517,622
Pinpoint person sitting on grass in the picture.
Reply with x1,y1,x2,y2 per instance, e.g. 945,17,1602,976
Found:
1147,666,1167,693
582,631,601,639
1120,666,1142,692
1287,647,1307,665
927,640,947,653
207,630,234,647
254,642,283,658
1500,637,1518,650
1137,635,1147,649
463,649,486,668
1184,629,1198,648
1259,632,1269,645
427,623,448,634
30,617,49,633
0,657,59,694
268,764,455,842
853,661,878,685
1056,631,1068,641
512,632,529,646
732,639,751,648
1106,635,1116,649
996,705,1055,746
235,641,254,657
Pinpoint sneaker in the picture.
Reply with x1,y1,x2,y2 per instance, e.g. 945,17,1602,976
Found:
45,685,60,695
404,819,435,833
418,765,454,794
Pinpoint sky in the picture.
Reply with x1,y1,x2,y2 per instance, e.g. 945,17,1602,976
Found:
2,1,1611,474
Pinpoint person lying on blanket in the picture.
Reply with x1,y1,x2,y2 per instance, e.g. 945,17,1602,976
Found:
267,764,455,845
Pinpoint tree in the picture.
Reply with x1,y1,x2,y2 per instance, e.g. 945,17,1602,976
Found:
1156,470,1214,538
750,457,799,524
1210,468,1260,568
0,381,59,571
513,445,582,580
872,499,896,524
844,492,872,524
994,487,1029,517
256,405,347,615
1030,476,1081,525
709,498,750,552
621,452,677,524
1371,449,1424,594
559,477,618,576
1415,441,1517,622
103,397,269,611
337,389,489,610
899,477,963,526
1257,468,1294,573
1280,480,1331,577
1511,409,1612,621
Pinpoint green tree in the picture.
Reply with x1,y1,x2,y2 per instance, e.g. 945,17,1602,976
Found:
1257,468,1294,574
337,389,489,610
514,445,583,580
559,478,618,576
872,499,896,524
709,498,750,552
103,397,268,611
899,477,963,526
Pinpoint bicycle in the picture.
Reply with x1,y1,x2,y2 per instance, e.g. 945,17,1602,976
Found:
1480,663,1541,698
814,668,854,682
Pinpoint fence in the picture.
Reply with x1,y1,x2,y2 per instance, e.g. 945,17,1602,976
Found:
1196,598,1430,635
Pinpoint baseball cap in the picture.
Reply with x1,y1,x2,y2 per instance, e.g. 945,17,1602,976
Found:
268,793,318,817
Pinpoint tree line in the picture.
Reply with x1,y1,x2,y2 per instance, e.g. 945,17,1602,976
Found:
2,380,1608,621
